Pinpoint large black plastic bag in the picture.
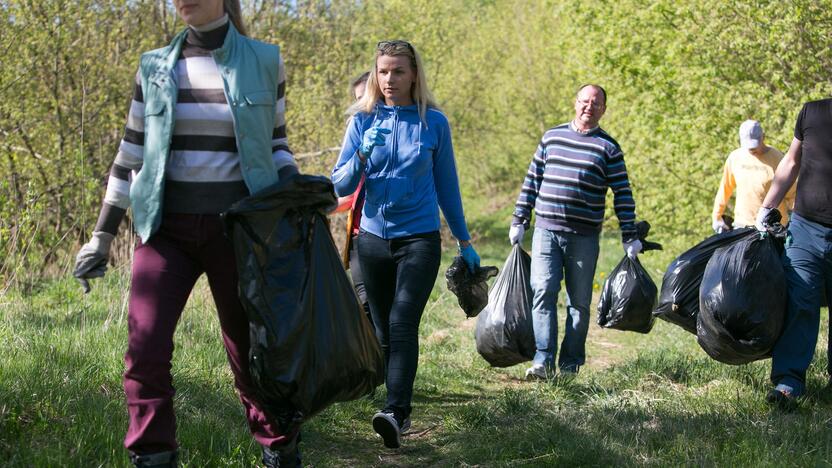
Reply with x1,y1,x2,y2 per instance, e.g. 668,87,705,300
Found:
223,174,383,424
697,233,786,364
446,257,499,318
597,256,657,333
475,244,536,367
654,228,758,333
597,220,661,333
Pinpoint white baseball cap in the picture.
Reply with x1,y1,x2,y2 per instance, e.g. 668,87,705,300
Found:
739,120,763,149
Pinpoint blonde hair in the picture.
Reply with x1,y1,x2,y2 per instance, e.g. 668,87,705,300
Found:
348,41,439,122
224,0,247,36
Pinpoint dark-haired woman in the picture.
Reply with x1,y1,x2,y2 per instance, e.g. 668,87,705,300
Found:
334,71,372,323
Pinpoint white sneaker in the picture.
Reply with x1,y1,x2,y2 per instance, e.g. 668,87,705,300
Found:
525,364,547,381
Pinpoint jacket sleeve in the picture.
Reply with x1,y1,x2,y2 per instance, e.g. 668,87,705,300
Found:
94,71,145,235
331,115,366,197
512,142,545,228
605,146,637,241
711,158,735,223
271,54,295,171
432,115,471,241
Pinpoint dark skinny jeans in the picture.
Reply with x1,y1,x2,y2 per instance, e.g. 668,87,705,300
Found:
357,230,441,420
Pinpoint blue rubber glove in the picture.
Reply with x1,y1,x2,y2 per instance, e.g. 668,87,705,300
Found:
360,126,392,158
459,243,481,273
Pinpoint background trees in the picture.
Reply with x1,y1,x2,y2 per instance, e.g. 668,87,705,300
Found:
3,0,832,290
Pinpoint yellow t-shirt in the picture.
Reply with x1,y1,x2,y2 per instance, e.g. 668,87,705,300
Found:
712,146,796,227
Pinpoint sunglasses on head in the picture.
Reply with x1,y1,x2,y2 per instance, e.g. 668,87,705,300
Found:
377,40,414,53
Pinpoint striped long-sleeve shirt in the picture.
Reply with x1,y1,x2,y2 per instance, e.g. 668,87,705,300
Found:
513,122,637,240
94,17,294,234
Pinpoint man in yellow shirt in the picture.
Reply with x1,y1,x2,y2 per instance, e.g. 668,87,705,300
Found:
712,120,795,233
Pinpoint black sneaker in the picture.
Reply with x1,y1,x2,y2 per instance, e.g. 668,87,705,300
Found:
400,416,412,435
129,450,178,468
262,433,302,468
765,388,798,411
372,410,402,449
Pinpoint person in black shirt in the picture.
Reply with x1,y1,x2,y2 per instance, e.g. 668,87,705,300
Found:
757,98,832,409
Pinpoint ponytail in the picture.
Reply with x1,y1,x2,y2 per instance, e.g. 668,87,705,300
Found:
224,0,247,36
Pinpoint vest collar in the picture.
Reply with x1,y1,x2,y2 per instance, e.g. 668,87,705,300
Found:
212,20,241,63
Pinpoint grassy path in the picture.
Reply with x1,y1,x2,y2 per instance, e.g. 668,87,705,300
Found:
2,237,832,466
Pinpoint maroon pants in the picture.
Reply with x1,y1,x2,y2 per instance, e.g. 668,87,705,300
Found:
123,213,290,454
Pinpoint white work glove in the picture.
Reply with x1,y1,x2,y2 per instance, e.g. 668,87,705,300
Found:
712,219,730,234
623,239,642,260
755,206,773,232
509,224,525,245
73,231,115,293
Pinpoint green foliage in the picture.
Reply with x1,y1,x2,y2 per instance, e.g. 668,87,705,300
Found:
0,0,165,286
3,0,832,288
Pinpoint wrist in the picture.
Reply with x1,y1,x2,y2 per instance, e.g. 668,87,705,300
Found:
457,239,471,249
357,150,368,163
90,231,115,252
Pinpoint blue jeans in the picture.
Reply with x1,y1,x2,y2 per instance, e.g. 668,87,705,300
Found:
530,228,600,372
357,230,441,419
770,213,832,396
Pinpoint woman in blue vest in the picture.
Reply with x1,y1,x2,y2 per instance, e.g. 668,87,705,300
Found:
332,40,480,449
72,1,300,466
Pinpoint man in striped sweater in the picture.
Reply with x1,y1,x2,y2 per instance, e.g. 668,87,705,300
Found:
509,84,641,380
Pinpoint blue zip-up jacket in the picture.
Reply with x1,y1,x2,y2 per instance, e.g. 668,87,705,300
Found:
331,103,471,241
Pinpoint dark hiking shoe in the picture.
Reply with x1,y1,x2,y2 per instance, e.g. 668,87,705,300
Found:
400,416,412,435
766,388,798,411
263,433,302,468
130,450,178,468
372,410,402,448
557,368,578,382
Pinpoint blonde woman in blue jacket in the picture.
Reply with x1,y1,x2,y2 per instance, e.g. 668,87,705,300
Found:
331,40,479,449
72,1,300,466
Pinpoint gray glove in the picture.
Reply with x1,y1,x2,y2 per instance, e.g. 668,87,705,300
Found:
73,231,114,293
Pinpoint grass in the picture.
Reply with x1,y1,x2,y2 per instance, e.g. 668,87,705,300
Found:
2,232,832,466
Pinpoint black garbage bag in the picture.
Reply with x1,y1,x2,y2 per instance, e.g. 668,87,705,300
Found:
634,220,664,253
475,244,536,367
697,232,787,364
446,257,499,318
597,220,661,334
223,174,383,425
654,227,758,334
597,256,657,333
597,220,662,333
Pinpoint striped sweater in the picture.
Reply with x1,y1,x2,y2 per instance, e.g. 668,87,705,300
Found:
513,122,637,240
94,17,294,234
